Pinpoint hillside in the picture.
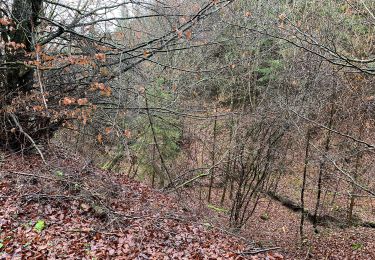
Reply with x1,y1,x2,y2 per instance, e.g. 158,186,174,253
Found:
0,148,282,259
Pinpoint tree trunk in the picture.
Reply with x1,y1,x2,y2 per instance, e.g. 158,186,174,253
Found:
5,0,42,95
313,103,334,232
208,112,217,202
300,129,311,240
1,0,46,151
347,124,364,223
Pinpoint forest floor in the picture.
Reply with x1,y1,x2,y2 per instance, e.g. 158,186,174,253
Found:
0,148,282,259
245,198,375,259
176,187,375,260
1,148,374,259
173,120,375,259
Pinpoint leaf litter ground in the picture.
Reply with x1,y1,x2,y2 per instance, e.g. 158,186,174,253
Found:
0,148,281,259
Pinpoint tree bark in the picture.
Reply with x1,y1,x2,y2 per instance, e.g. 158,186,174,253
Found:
5,0,43,95
1,0,45,151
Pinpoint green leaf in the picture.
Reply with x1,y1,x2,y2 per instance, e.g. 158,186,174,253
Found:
100,161,111,170
55,170,64,177
34,220,46,233
23,241,32,248
207,204,228,213
351,243,363,250
0,243,3,249
260,213,270,220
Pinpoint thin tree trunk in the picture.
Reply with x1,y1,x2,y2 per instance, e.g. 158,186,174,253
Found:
300,129,311,240
144,90,172,187
221,116,234,206
208,112,218,202
348,124,364,223
313,104,334,232
151,144,156,188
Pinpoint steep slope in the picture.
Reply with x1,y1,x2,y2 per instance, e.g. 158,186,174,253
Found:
0,149,282,259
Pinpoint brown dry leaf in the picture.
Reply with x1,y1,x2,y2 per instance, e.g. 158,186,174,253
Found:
135,31,142,39
177,30,183,39
42,54,54,62
31,60,42,67
6,41,16,49
0,17,12,26
179,17,187,24
185,30,192,40
35,44,42,54
143,50,150,58
273,252,284,259
95,53,106,61
77,98,89,106
124,129,132,139
100,86,112,97
105,127,112,135
62,97,76,106
97,133,103,144
33,105,44,112
98,83,106,90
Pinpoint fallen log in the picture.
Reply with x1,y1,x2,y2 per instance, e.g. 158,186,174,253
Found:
267,191,375,229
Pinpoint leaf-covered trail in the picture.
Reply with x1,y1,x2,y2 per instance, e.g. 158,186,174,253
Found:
0,151,280,259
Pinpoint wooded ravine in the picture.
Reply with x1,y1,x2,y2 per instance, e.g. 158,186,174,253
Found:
1,0,375,259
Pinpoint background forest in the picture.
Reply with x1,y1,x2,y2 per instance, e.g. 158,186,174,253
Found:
1,0,375,258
